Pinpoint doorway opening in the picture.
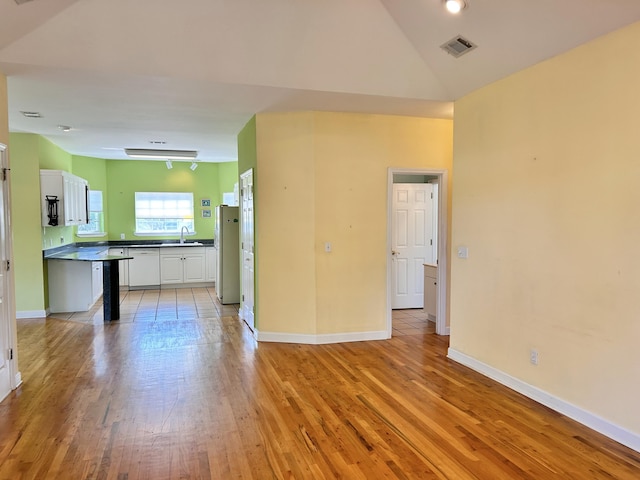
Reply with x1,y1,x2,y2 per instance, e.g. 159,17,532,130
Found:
387,168,449,336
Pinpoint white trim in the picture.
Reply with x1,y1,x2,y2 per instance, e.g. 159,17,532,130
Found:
447,348,640,453
387,168,449,336
256,329,389,345
16,310,47,319
14,372,22,388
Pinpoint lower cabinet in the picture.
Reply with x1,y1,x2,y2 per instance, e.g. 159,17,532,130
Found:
48,259,103,313
160,247,206,285
424,264,437,319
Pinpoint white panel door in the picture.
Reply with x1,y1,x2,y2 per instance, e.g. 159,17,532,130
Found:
240,169,255,329
0,145,13,401
391,183,434,309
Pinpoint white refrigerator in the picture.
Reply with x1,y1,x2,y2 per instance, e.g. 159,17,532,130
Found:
215,205,240,304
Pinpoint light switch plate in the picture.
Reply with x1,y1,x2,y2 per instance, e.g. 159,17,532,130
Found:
457,246,468,259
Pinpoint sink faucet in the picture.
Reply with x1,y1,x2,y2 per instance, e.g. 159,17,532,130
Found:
180,226,189,244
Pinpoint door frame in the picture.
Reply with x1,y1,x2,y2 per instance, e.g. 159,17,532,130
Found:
387,168,449,336
0,143,19,397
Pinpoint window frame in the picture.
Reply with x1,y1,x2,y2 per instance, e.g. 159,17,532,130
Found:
76,189,106,237
134,191,195,236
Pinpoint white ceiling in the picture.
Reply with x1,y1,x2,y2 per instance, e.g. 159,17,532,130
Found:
1,0,640,162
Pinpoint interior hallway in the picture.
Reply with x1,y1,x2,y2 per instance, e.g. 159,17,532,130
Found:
0,289,638,478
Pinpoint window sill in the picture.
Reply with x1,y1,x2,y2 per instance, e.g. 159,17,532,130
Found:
134,232,197,237
76,232,107,238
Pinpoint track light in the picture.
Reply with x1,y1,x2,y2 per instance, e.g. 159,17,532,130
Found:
124,148,198,160
190,162,198,171
165,160,173,169
444,0,466,14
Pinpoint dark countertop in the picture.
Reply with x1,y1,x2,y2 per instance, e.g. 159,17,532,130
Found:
43,239,215,260
44,246,132,262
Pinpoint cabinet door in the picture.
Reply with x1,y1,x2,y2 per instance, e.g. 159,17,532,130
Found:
62,174,75,225
183,254,206,283
160,255,184,284
77,180,88,224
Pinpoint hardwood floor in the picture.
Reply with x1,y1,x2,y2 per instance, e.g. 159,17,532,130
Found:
1,289,638,479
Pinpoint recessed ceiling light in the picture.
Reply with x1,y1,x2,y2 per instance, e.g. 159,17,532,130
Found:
445,0,466,14
21,111,42,118
58,125,72,132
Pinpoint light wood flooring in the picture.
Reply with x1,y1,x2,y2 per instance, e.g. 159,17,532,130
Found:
0,289,638,479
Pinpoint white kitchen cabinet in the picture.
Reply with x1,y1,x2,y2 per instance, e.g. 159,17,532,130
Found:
205,247,216,283
128,248,160,288
160,247,206,285
424,264,437,319
108,248,129,287
40,170,89,226
48,259,103,312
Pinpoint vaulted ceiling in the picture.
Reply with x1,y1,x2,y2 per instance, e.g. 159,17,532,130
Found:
1,0,640,162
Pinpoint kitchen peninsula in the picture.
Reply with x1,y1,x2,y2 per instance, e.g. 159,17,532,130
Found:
44,246,132,321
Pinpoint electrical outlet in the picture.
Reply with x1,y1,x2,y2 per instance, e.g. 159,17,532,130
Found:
325,242,332,253
60,236,64,244
530,349,539,365
120,233,125,240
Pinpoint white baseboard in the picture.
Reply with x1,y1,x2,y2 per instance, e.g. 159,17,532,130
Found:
447,348,640,453
256,329,390,345
16,309,47,319
14,372,22,388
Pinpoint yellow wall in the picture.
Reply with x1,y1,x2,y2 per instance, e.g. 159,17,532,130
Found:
256,111,452,335
0,74,7,146
451,22,640,435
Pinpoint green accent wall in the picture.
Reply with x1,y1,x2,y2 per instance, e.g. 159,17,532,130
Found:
105,159,237,241
9,134,46,313
238,116,257,175
217,162,239,206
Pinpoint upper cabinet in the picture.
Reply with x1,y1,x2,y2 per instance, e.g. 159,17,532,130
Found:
40,170,89,227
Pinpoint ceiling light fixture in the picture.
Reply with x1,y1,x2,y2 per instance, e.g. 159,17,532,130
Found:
444,0,466,14
166,160,173,169
190,162,198,171
124,148,198,160
58,125,72,132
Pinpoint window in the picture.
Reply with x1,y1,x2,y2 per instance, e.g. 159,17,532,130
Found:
77,190,105,236
135,192,194,235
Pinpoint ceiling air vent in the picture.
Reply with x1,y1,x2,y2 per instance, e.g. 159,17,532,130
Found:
14,0,38,4
440,35,477,58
